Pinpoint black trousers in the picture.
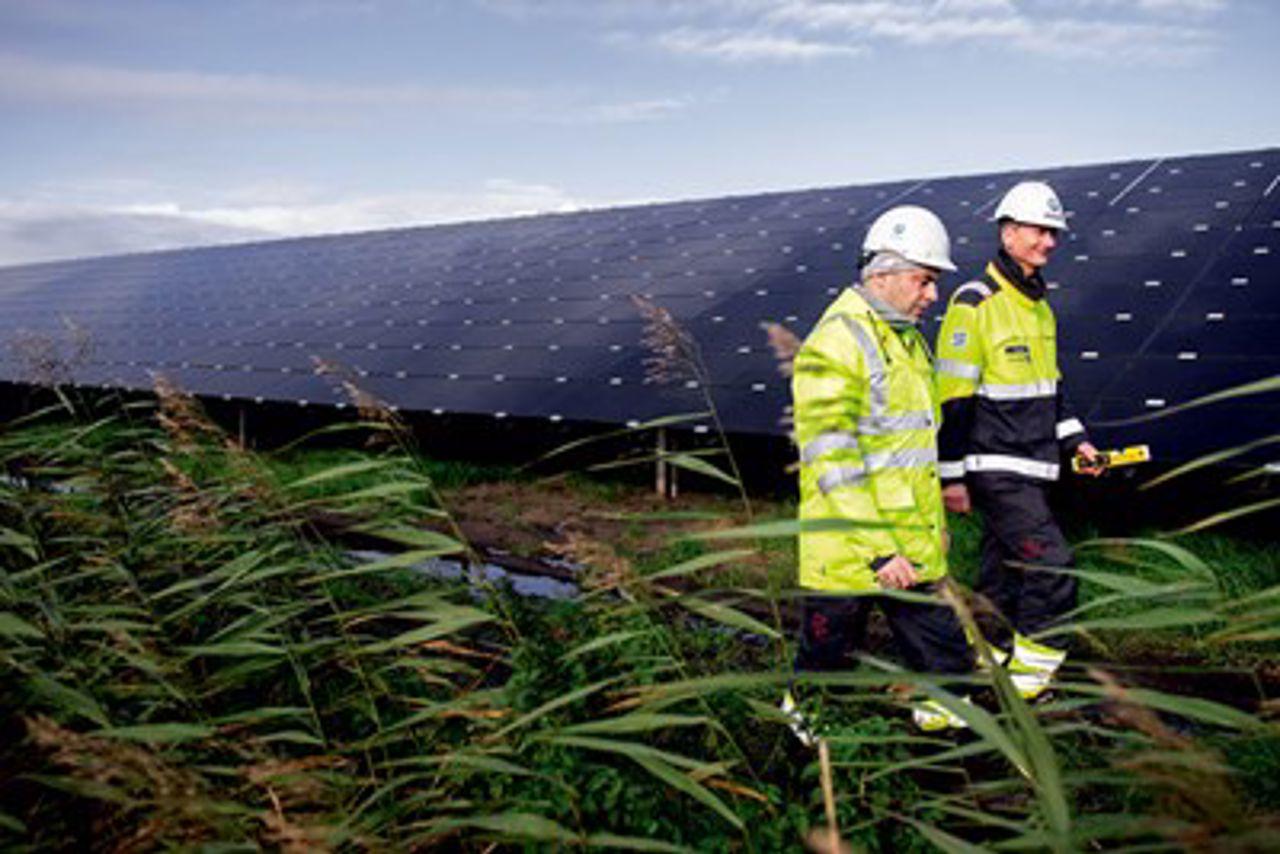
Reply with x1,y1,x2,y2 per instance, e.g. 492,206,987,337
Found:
794,584,973,677
970,473,1077,646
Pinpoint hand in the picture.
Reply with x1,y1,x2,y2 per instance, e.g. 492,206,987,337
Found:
875,555,920,590
942,483,971,514
1075,442,1103,477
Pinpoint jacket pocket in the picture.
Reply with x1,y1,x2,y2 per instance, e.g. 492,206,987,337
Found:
991,331,1035,373
871,472,916,513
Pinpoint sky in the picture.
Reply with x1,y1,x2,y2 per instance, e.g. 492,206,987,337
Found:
1,0,1277,266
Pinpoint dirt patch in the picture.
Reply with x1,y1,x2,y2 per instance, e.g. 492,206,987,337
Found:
416,477,1280,712
441,475,771,571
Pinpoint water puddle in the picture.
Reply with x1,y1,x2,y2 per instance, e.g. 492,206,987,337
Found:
347,549,581,600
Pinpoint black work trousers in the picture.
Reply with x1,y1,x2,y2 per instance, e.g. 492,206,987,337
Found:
970,473,1077,646
794,583,973,677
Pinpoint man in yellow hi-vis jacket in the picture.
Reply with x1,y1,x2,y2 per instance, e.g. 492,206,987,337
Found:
788,205,973,734
934,181,1100,699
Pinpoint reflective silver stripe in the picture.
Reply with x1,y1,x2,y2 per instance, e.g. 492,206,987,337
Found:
977,380,1057,400
857,410,933,435
936,358,980,381
866,446,937,471
1013,638,1067,672
815,448,935,494
817,466,867,494
801,431,859,463
838,315,888,418
1010,670,1052,696
1055,418,1084,439
952,281,992,302
804,414,932,464
965,454,1059,480
938,460,966,479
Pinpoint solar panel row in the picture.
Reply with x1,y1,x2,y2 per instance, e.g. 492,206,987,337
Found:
0,147,1276,459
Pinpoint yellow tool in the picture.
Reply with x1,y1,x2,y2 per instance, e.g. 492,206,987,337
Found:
1073,444,1151,473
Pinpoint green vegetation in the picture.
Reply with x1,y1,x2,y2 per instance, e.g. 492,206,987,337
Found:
0,390,1277,852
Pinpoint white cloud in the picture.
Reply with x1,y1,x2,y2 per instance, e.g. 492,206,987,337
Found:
0,200,268,267
656,27,866,60
0,52,527,111
475,0,754,22
758,0,1219,63
190,179,586,234
1021,17,1214,63
0,180,596,266
570,96,697,123
474,0,1228,66
0,51,701,128
767,2,1213,60
0,0,383,28
1140,0,1226,10
794,12,1026,46
1054,0,1225,12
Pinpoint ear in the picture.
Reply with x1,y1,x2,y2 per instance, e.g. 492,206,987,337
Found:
998,220,1017,250
860,270,886,295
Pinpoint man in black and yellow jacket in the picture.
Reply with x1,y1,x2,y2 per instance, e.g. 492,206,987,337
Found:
934,181,1100,699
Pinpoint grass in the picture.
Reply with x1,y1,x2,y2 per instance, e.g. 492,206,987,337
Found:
221,434,1280,639
267,447,516,495
0,388,1277,851
171,436,1280,672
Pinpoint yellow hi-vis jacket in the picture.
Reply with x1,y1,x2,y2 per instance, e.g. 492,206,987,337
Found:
934,255,1088,483
793,287,947,592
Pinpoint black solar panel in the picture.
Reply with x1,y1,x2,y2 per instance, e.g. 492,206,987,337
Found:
1,148,1278,461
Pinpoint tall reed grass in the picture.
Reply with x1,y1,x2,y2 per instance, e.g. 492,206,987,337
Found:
0,361,1276,850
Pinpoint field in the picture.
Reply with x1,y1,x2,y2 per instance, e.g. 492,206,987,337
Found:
1,385,1278,852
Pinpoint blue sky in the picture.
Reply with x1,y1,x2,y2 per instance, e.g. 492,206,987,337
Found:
1,0,1276,265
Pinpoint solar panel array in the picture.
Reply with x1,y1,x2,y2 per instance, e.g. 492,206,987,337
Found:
0,148,1277,460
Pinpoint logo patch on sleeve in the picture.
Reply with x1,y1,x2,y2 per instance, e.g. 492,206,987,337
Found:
950,330,968,348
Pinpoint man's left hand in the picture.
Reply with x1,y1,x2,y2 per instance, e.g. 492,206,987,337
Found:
942,483,971,514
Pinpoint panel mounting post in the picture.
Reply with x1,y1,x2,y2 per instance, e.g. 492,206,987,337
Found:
656,426,668,498
655,427,679,499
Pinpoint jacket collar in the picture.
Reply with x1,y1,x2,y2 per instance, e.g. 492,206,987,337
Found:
991,249,1047,301
852,285,916,331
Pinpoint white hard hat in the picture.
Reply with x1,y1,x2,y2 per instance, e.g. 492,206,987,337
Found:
861,205,956,273
993,181,1069,231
